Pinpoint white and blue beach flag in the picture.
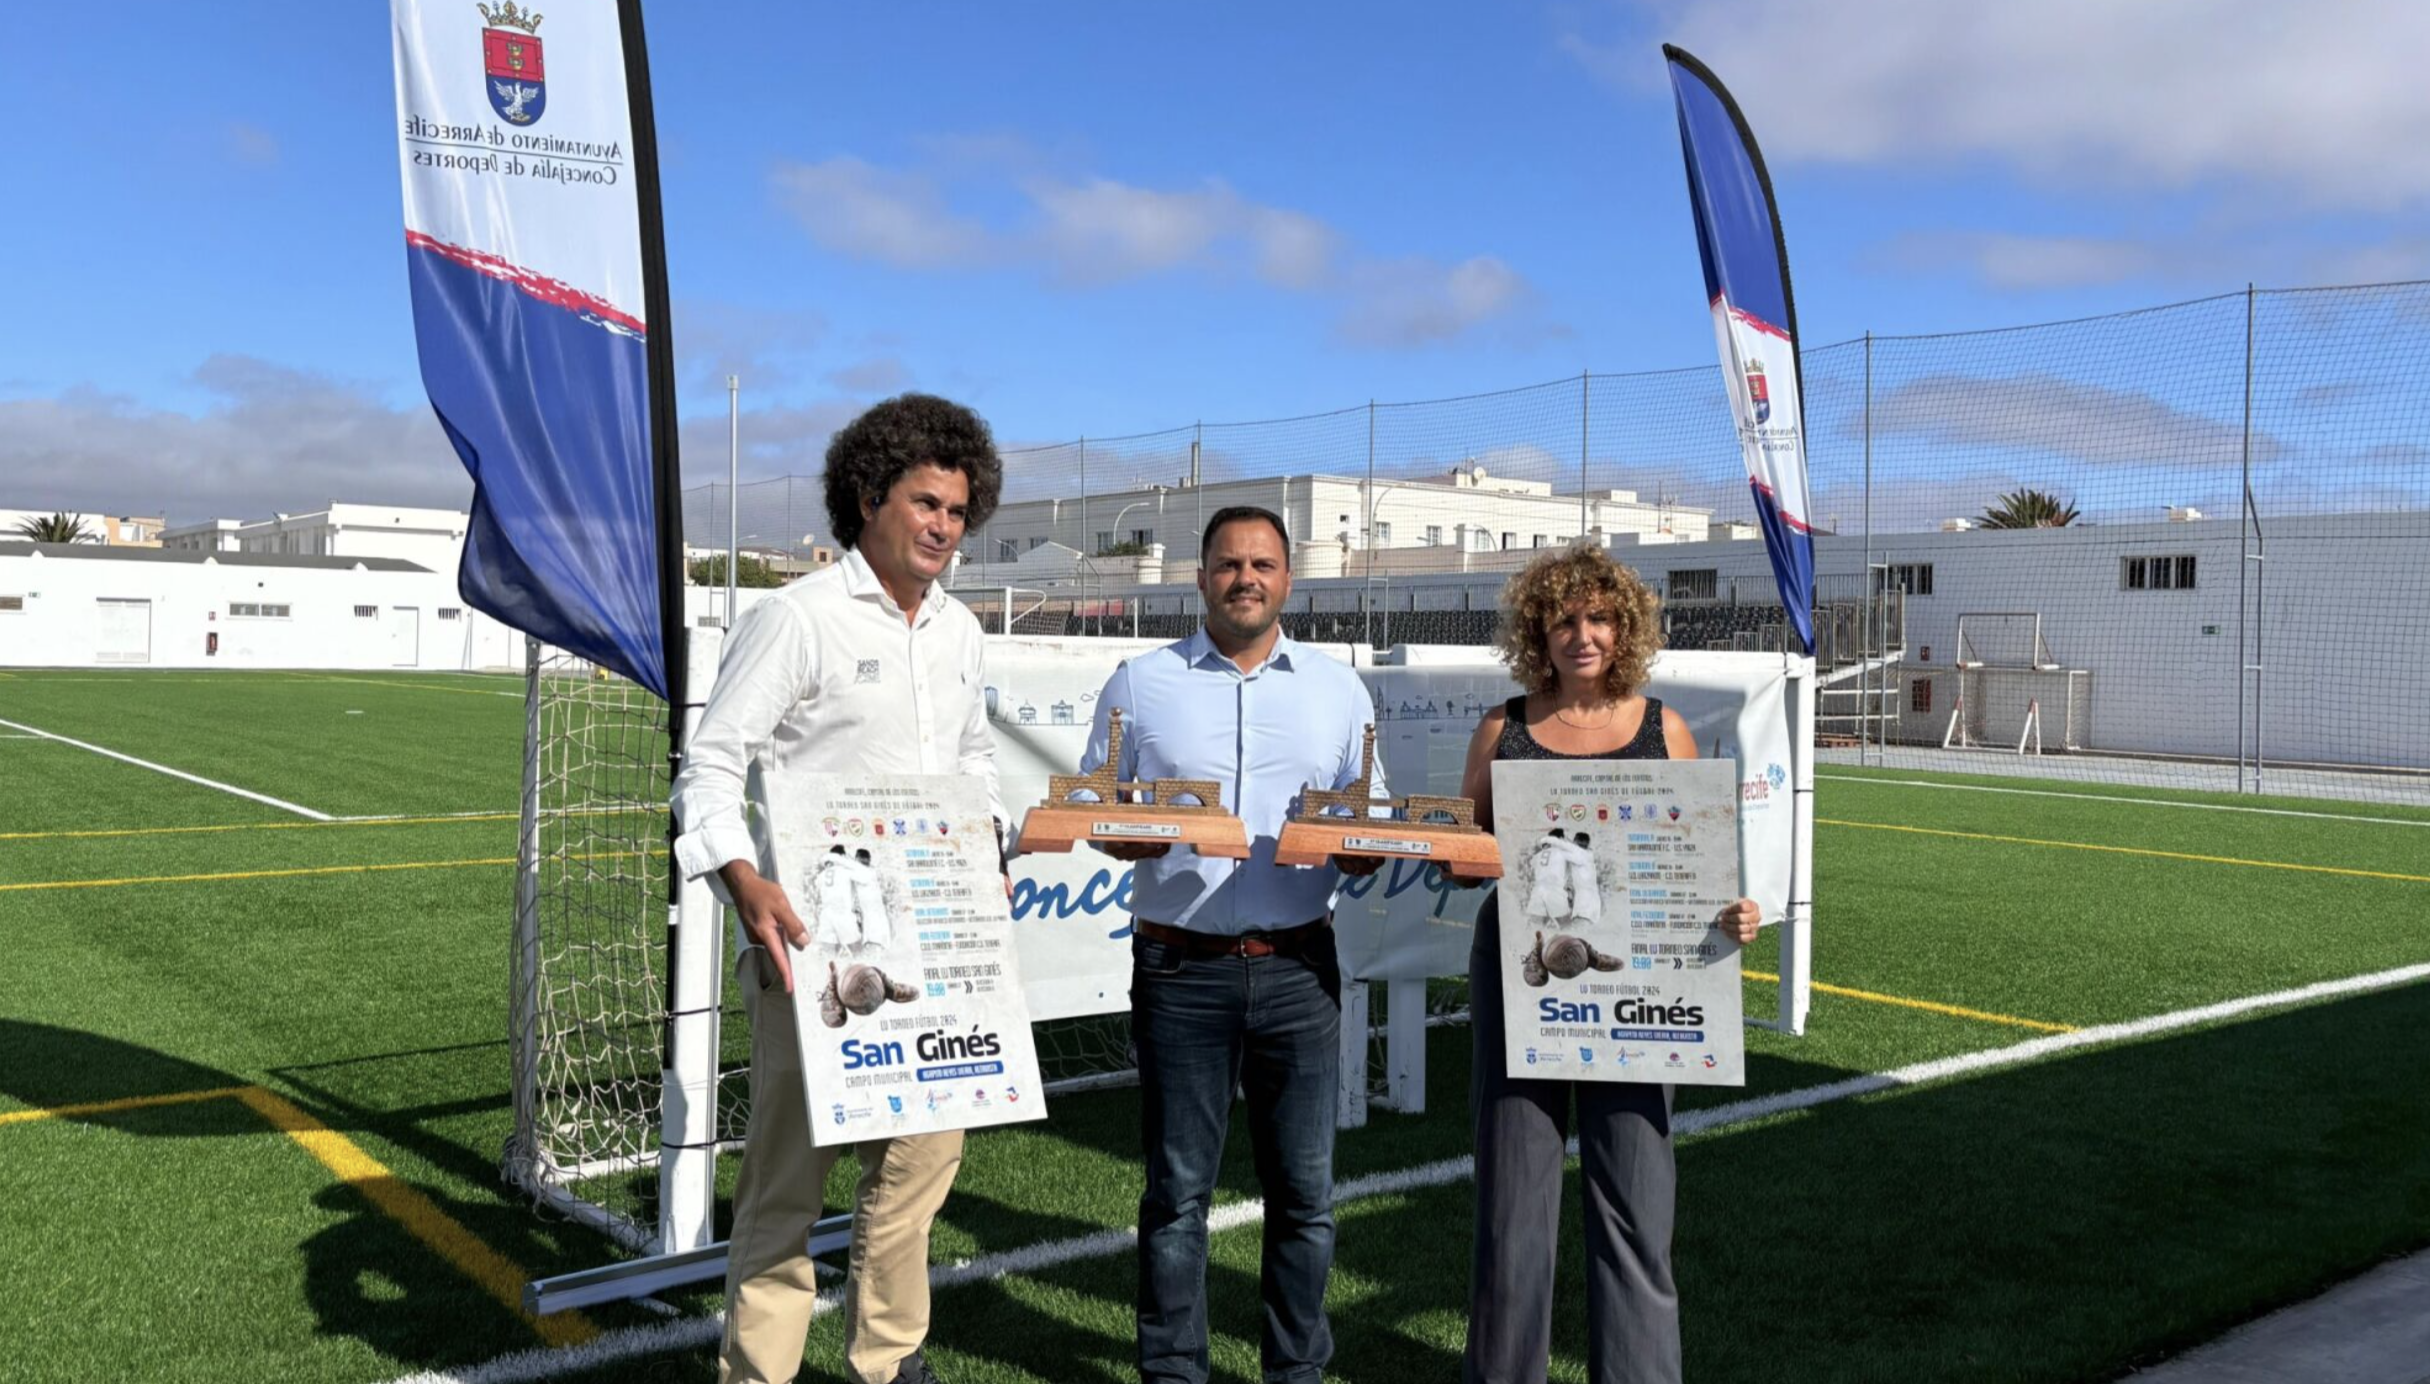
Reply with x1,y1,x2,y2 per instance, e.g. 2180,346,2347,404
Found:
1665,45,1816,656
391,0,683,701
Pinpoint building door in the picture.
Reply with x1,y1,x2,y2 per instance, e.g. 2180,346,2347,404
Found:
94,598,151,665
387,606,420,666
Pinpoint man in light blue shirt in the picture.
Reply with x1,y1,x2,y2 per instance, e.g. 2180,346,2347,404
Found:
1079,505,1384,1384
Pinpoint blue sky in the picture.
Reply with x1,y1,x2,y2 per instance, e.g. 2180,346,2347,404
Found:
5,1,2427,523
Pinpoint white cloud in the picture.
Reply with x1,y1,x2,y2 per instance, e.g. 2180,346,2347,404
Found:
0,358,464,525
0,354,877,534
826,356,913,395
1581,0,2430,211
770,156,994,270
1336,256,1533,347
1882,233,2169,291
769,149,1533,348
226,122,279,166
1864,372,2285,468
672,299,826,396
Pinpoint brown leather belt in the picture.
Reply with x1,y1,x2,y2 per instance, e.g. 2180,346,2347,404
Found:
1135,917,1328,958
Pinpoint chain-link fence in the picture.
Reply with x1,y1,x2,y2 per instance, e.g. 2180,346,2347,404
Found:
686,281,2430,806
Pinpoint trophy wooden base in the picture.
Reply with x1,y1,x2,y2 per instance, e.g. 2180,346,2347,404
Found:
1273,820,1503,875
1018,806,1252,859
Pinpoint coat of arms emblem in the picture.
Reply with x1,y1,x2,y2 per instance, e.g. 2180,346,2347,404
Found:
1743,356,1771,426
479,2,547,126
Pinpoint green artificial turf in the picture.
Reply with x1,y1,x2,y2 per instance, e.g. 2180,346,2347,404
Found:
2,670,2424,1382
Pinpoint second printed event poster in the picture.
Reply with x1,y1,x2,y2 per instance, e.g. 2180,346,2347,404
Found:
767,773,1048,1146
1489,758,1745,1086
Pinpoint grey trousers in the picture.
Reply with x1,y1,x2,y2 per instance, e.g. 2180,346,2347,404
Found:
1466,897,1681,1384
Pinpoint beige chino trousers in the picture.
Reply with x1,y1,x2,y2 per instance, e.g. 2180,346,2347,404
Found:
719,950,964,1384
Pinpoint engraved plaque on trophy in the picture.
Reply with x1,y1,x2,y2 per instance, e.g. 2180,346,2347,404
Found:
1017,708,1253,858
1272,725,1502,875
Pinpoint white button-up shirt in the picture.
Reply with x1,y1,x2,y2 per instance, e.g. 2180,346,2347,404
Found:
670,547,1006,894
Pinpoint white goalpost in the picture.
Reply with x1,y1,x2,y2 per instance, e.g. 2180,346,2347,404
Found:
1936,613,2091,756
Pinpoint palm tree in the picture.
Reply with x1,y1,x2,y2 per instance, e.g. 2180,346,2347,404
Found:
1978,488,2079,529
11,511,98,543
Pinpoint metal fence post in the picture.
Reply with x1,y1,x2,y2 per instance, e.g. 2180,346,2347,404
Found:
1364,401,1376,647
1579,369,1591,540
1862,332,1874,765
2239,285,2265,794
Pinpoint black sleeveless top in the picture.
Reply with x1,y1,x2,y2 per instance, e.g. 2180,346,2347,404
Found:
1493,694,1669,762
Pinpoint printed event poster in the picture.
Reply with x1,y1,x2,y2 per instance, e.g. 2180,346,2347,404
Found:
1489,758,1745,1086
767,773,1048,1146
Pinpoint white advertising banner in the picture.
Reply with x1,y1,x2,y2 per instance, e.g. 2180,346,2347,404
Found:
982,638,1796,1022
1488,758,1746,1086
765,772,1048,1146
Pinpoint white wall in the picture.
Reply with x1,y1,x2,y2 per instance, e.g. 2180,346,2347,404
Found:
0,551,519,672
969,470,1714,578
1042,513,2430,772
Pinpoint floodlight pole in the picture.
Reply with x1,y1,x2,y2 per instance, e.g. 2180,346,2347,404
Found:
726,375,740,629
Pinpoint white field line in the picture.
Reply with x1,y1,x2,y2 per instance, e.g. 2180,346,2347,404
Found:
0,716,330,821
385,960,2430,1384
333,809,522,823
1817,772,2430,828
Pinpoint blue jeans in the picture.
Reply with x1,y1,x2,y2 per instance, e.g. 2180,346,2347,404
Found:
1130,929,1342,1384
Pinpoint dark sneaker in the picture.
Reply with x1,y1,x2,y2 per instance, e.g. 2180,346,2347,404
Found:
893,1349,945,1384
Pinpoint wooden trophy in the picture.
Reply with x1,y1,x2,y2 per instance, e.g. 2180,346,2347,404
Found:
1018,708,1252,858
1273,725,1502,876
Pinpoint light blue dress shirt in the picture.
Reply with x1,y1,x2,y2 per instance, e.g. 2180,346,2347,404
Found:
1079,629,1385,935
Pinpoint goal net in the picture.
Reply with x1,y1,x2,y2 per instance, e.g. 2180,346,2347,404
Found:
504,634,1185,1253
503,641,748,1249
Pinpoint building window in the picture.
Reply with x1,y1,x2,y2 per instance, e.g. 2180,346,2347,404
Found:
1374,522,1392,544
1532,534,1549,548
1886,563,1935,596
1094,531,1115,554
0,595,23,612
438,608,461,621
997,539,1019,562
1130,527,1154,548
354,605,377,618
1424,525,1443,545
1500,532,1516,550
2122,555,2197,591
229,603,291,619
1668,568,1719,601
1027,537,1047,551
1911,679,1933,713
697,615,722,628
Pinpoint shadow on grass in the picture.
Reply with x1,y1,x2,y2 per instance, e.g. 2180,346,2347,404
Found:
0,1019,644,1374
555,980,2430,1383
0,1019,260,1137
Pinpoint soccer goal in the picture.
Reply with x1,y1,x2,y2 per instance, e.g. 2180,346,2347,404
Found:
1935,613,2091,754
502,638,730,1254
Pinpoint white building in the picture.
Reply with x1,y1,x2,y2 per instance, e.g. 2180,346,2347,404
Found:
159,519,251,553
0,509,164,546
1038,512,2430,776
965,464,1729,584
0,541,742,673
233,502,469,571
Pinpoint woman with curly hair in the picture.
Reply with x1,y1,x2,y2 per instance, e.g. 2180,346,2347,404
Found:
1451,543,1761,1384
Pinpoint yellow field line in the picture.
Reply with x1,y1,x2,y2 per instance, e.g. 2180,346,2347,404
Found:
0,1084,259,1126
0,849,661,893
0,806,648,843
1743,968,2075,1033
233,1088,596,1346
291,673,522,698
2,1081,595,1344
1818,817,2430,884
